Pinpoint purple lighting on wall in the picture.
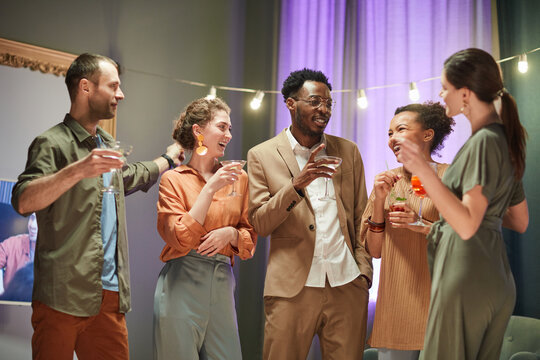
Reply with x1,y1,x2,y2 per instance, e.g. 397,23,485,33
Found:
274,0,494,328
275,0,493,191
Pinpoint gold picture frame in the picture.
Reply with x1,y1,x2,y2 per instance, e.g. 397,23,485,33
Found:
0,37,116,137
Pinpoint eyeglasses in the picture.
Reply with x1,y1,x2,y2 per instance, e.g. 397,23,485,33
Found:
293,96,336,110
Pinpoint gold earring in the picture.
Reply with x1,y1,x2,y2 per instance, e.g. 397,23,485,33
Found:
196,133,208,156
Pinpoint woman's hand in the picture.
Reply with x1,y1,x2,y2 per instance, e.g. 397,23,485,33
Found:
205,163,240,194
388,203,431,234
197,226,238,256
395,138,432,177
373,171,401,202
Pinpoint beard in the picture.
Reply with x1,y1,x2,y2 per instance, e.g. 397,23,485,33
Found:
293,109,325,138
89,98,115,120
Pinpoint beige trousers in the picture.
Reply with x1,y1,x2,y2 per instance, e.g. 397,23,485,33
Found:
263,276,369,360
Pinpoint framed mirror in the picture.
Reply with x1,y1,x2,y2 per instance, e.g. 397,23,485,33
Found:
0,37,116,136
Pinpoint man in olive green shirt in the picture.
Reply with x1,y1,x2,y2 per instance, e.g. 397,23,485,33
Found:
12,53,183,360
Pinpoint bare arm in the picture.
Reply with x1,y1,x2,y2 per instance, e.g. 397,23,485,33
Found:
365,171,399,258
398,140,488,240
17,148,123,214
502,199,528,233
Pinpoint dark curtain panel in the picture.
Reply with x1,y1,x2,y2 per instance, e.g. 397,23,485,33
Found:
497,0,540,319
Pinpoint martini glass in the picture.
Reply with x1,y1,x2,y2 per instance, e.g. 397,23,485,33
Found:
102,141,133,194
409,162,437,226
315,155,342,201
220,160,246,196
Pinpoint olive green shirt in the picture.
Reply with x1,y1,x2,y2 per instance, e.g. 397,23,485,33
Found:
12,114,160,316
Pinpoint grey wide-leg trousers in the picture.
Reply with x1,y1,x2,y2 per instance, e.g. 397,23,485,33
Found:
153,250,242,360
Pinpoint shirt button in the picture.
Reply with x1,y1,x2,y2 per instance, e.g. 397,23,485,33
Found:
309,224,315,231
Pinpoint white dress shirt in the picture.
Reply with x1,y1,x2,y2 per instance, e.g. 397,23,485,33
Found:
285,128,360,288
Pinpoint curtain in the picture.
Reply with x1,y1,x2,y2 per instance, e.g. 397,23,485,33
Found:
497,0,540,319
273,1,494,358
276,0,494,188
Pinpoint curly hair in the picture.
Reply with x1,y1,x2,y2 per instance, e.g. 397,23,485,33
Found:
394,101,455,155
281,68,332,101
172,97,231,150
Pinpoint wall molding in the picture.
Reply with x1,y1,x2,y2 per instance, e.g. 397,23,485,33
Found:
0,38,116,137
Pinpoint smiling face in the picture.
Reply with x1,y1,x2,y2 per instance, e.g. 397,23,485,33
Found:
87,60,125,120
439,70,464,117
288,81,331,147
27,213,38,241
388,111,432,160
196,109,232,159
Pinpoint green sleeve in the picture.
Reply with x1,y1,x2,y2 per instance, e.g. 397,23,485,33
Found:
12,136,60,215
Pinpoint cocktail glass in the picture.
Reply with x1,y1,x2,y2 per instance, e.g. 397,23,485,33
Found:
102,141,133,194
220,160,246,196
315,155,342,201
408,162,437,226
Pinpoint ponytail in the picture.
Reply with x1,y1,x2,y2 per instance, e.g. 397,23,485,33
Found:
500,92,527,179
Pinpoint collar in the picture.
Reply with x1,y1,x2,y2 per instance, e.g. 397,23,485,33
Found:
63,114,114,148
174,164,198,174
173,164,209,180
285,127,326,157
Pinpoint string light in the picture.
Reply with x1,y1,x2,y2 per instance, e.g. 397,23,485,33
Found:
123,46,538,110
408,82,420,102
205,86,217,100
250,91,265,110
518,54,528,73
356,89,368,109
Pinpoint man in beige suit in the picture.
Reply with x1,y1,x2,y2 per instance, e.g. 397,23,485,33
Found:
248,68,372,359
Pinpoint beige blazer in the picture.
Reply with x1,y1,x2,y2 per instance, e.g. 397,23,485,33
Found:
247,129,371,298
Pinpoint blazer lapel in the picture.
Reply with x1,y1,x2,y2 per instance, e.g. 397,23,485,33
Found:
276,130,301,178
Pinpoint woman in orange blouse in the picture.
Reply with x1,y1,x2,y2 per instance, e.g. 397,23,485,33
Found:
361,102,454,360
153,97,257,360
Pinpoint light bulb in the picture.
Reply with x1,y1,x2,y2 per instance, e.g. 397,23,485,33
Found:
409,82,420,102
518,54,528,73
250,90,265,110
356,89,368,109
205,86,217,100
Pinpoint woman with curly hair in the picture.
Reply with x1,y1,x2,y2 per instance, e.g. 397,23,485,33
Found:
361,102,455,360
153,97,257,359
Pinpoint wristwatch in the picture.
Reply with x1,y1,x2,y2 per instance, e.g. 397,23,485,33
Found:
161,154,175,170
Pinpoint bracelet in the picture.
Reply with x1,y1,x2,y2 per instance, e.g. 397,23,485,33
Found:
161,154,175,170
367,216,385,227
367,216,385,233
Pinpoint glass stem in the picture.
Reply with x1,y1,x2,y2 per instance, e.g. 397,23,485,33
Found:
325,178,330,197
417,198,424,223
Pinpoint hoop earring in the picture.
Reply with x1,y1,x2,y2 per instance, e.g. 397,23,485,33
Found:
196,133,208,156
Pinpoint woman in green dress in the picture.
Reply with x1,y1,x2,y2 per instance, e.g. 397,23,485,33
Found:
396,48,529,359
